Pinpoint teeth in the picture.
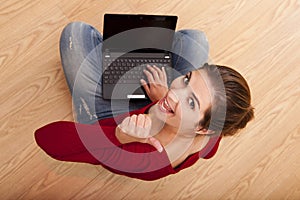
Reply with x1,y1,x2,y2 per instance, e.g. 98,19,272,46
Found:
158,96,174,114
162,98,173,113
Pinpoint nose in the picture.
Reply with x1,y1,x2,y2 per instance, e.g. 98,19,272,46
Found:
169,86,192,104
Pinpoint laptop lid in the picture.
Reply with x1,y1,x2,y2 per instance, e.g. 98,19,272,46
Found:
102,14,178,54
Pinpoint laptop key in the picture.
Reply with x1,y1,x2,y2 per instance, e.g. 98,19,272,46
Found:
103,57,173,87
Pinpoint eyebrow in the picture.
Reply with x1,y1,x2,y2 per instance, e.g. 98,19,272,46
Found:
190,71,201,110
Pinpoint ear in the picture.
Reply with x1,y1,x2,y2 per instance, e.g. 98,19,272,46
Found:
195,127,215,135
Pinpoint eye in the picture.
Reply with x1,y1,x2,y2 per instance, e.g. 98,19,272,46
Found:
183,76,189,85
188,98,195,109
183,72,191,85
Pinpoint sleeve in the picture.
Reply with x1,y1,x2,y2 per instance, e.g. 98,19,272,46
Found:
201,136,221,159
34,121,171,175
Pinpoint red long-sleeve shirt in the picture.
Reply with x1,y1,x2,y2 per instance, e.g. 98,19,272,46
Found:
35,103,221,181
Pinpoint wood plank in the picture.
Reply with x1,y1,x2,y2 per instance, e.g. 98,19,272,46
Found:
1,0,300,199
0,147,100,199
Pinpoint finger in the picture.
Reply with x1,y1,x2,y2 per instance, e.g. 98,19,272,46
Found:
140,79,151,95
152,65,164,80
143,69,155,84
136,114,146,137
147,65,159,80
136,115,151,138
129,114,137,134
149,137,163,153
144,115,152,132
129,114,137,124
151,64,160,71
136,114,145,127
119,116,130,133
162,67,167,81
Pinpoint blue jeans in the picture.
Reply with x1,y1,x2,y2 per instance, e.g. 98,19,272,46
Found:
60,22,209,124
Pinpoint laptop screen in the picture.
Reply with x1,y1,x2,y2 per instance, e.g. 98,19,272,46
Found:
103,14,178,53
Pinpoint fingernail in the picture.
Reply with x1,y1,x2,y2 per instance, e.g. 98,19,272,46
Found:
149,138,163,153
158,146,163,153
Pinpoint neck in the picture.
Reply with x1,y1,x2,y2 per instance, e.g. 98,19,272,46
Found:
147,105,205,165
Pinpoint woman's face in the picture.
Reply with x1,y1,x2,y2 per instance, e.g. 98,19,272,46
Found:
153,69,212,135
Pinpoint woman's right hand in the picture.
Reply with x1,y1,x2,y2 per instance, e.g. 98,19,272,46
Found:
116,114,163,152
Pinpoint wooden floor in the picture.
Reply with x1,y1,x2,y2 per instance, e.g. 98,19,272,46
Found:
1,0,300,199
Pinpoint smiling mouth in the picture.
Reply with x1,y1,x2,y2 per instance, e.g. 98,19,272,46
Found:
158,96,174,114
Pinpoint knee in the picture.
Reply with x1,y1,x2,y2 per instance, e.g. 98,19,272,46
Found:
60,22,86,47
60,22,102,50
61,22,90,38
177,29,209,48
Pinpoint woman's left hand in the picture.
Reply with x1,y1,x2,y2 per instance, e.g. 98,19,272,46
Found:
140,65,168,102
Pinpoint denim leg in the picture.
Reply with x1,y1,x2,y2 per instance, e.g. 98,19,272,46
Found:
60,22,151,123
60,22,103,94
171,29,209,79
60,22,104,124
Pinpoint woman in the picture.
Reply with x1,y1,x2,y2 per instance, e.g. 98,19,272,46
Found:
35,22,254,181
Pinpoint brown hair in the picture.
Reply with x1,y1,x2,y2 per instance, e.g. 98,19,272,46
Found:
199,64,254,137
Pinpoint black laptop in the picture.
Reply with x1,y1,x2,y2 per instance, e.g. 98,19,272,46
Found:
102,14,178,99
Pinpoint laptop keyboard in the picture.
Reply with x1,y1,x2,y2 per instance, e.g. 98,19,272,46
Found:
103,57,172,84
